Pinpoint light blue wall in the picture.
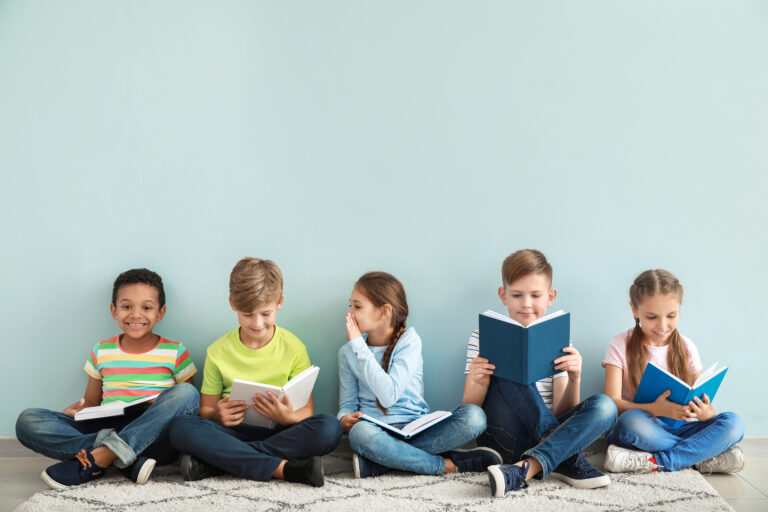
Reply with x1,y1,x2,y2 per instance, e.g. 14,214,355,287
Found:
1,1,766,436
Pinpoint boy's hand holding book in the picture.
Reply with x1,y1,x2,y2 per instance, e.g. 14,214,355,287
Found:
215,396,249,427
252,391,295,426
554,346,582,383
468,356,495,387
340,411,363,432
62,398,86,417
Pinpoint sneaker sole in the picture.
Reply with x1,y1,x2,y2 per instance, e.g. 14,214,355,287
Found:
549,471,611,489
487,465,505,498
451,446,504,467
352,453,361,479
40,470,69,491
135,458,156,485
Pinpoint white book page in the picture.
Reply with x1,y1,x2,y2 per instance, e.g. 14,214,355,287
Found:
283,366,319,411
481,309,566,328
75,394,160,420
401,411,451,436
693,362,727,388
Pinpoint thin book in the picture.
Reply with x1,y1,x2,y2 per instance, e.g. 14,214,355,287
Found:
478,309,570,385
229,365,320,429
633,361,728,428
75,394,160,421
359,410,452,439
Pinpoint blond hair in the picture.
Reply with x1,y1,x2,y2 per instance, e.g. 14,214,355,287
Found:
626,269,690,389
229,257,283,311
501,249,553,287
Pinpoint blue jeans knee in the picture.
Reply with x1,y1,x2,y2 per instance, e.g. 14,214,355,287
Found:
156,382,200,416
453,404,487,438
307,414,343,453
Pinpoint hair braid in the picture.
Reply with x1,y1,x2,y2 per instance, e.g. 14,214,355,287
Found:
376,321,407,414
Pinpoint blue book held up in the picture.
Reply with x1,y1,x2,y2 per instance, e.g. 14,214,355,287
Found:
478,310,570,385
633,361,728,428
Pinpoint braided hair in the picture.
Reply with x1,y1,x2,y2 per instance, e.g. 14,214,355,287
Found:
354,271,409,414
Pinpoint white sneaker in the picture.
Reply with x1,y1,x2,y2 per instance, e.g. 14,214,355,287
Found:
604,445,660,474
694,445,744,474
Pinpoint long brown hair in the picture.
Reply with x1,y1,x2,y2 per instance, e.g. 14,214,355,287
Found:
626,269,691,390
355,271,409,414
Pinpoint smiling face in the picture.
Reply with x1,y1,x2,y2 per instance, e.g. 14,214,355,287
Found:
498,272,557,327
631,292,681,346
110,283,166,340
348,287,389,334
232,297,283,346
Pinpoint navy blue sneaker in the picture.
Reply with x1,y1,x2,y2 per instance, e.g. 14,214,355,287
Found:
41,449,107,490
119,455,156,485
179,454,224,481
445,447,503,473
550,452,610,489
352,452,387,478
488,460,530,498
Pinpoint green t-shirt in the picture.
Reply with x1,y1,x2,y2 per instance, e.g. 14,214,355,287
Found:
200,325,311,397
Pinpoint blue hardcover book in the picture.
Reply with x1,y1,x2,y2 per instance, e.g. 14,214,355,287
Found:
478,310,570,385
633,361,728,428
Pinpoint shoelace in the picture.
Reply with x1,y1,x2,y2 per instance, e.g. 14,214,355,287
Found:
504,460,530,490
75,450,103,475
624,451,656,471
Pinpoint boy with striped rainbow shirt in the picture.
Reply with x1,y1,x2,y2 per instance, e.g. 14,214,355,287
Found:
16,268,200,489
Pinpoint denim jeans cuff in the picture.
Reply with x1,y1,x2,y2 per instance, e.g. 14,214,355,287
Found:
94,428,136,468
522,449,549,479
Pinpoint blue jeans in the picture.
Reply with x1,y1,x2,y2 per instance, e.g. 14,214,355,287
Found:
477,377,617,478
605,409,745,471
169,413,342,481
347,404,487,475
15,383,200,468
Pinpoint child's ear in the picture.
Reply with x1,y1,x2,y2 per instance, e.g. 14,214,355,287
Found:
157,305,167,321
380,303,393,322
276,295,284,310
229,297,236,311
498,286,507,305
110,302,117,319
547,288,557,307
630,301,638,318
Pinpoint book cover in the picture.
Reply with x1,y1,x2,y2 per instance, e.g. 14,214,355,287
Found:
359,410,452,439
633,361,728,428
229,365,320,428
478,310,570,385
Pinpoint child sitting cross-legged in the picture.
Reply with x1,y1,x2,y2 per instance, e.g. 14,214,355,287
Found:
169,257,342,487
463,249,618,497
16,268,200,489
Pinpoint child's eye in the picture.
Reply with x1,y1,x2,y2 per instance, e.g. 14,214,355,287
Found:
143,306,153,311
646,315,656,320
532,294,541,299
122,305,131,310
512,294,521,298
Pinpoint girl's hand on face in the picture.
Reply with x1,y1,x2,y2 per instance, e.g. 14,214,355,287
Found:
215,396,249,427
468,356,495,386
346,312,362,341
652,389,691,421
554,346,582,382
686,394,716,422
340,411,363,432
252,392,295,426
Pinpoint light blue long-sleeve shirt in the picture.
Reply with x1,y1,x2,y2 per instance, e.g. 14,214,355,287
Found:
337,327,431,424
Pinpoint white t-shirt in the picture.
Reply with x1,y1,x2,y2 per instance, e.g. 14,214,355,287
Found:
465,329,566,409
602,328,703,401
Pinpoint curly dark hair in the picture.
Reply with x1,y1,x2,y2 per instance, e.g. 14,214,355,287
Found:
112,268,165,308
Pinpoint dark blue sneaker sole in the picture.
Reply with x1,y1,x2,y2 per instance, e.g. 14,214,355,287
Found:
41,469,69,491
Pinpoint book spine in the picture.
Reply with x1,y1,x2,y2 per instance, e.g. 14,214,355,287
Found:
523,329,530,384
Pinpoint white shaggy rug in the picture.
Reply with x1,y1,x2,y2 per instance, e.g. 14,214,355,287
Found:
15,450,733,511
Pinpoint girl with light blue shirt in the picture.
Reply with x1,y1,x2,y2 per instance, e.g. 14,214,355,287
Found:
337,271,501,478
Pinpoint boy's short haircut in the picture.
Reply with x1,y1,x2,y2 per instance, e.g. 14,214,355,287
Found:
112,268,166,307
229,257,283,311
501,249,553,287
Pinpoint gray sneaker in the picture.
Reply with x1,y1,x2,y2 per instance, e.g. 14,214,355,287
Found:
694,445,744,474
604,445,661,474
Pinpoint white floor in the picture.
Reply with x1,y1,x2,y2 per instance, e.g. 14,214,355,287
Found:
1,437,766,512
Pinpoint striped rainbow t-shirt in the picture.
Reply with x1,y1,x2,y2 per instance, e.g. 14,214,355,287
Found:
84,336,197,405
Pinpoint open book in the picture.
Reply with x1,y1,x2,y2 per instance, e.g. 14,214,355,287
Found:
478,310,570,385
75,394,159,421
359,410,452,439
229,365,320,429
633,361,728,428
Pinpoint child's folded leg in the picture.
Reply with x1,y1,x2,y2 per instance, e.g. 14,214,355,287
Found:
248,414,342,461
95,383,200,469
16,407,108,461
406,404,487,455
348,420,445,475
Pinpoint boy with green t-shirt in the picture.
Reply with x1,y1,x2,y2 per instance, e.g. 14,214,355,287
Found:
169,257,342,486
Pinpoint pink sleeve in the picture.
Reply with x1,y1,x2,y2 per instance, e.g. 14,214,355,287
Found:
602,331,628,370
684,336,703,374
